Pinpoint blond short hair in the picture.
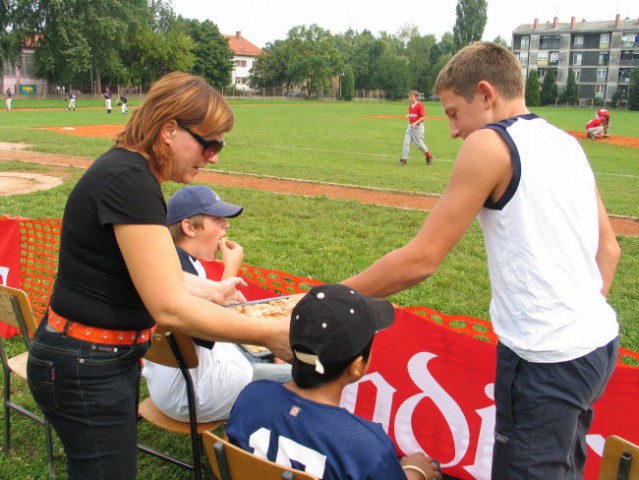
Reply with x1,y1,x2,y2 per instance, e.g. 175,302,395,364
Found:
167,214,206,244
114,72,234,180
434,42,524,101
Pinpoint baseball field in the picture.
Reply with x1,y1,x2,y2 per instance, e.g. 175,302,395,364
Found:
0,97,637,478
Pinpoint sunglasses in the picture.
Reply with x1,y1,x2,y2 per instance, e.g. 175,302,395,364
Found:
177,121,225,157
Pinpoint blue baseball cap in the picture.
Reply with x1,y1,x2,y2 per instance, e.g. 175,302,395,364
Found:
167,186,243,225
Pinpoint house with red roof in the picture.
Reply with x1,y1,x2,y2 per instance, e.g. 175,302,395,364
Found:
223,31,263,91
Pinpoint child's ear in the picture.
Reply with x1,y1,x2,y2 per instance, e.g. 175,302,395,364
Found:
348,355,368,380
181,218,197,237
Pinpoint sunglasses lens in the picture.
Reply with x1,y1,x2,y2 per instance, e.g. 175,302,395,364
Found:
204,141,224,157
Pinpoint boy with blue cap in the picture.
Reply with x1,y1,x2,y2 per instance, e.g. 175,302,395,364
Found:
143,185,290,422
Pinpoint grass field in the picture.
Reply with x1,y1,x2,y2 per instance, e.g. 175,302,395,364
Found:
0,98,638,479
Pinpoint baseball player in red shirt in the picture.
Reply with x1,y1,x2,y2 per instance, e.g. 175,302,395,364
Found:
398,90,434,166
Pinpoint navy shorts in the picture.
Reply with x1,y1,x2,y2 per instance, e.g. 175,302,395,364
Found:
492,338,618,480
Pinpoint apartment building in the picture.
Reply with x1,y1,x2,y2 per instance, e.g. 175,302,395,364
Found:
512,14,639,104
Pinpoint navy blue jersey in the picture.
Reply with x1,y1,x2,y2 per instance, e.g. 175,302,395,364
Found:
226,380,406,480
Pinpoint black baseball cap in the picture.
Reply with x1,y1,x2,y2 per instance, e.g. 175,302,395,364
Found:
167,185,243,225
290,284,395,374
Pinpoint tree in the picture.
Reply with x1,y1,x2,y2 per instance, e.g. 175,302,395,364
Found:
453,0,487,50
559,69,579,106
540,69,558,105
372,49,410,99
249,39,296,92
179,18,233,89
32,0,91,88
525,70,540,106
404,29,436,94
0,0,27,89
285,24,344,97
76,0,149,93
628,68,639,111
341,66,354,100
347,30,384,91
121,1,196,88
492,35,509,48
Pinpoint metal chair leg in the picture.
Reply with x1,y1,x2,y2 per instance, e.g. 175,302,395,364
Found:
44,420,56,479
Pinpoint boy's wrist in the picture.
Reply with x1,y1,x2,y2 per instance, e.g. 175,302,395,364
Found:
403,464,428,479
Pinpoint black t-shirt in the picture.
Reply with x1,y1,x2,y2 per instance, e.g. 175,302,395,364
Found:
50,148,166,330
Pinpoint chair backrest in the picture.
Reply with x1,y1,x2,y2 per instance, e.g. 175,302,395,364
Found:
144,325,198,369
599,435,639,480
202,430,319,480
0,285,39,341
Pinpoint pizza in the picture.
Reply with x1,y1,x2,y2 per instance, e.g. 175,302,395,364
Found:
230,293,306,354
231,293,305,319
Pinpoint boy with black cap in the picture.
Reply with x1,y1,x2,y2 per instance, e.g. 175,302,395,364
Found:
226,284,441,480
143,185,291,422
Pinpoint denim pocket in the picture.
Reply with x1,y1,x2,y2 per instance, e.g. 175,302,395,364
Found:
82,341,149,366
26,354,58,412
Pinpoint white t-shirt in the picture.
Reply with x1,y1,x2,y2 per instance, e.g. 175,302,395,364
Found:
143,341,253,422
142,255,253,422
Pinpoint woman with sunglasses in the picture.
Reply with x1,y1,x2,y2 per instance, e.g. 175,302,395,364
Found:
27,72,292,480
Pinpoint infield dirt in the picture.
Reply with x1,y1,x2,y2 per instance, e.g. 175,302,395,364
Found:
1,126,637,237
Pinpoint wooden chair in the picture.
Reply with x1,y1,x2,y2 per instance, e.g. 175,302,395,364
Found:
599,435,639,480
137,326,224,480
202,430,319,480
0,285,56,479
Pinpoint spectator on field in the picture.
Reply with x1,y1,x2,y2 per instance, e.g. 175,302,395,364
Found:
586,117,605,140
143,185,291,422
343,42,620,480
596,108,611,137
397,90,433,166
27,72,292,480
227,283,442,480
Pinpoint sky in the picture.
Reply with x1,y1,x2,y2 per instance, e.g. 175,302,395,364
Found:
172,0,637,48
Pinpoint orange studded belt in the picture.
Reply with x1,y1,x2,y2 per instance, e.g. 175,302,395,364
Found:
47,307,154,345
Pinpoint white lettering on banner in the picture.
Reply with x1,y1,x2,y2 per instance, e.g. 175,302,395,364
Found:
342,349,608,478
586,434,606,456
463,384,495,480
395,352,470,468
0,266,8,285
340,371,397,432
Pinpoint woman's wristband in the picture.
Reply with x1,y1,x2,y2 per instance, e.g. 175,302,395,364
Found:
403,464,428,480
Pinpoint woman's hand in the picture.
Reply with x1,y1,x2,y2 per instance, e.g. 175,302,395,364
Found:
184,273,247,304
263,315,293,363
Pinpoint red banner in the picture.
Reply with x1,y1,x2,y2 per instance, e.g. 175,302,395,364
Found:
0,216,21,338
2,217,638,479
342,309,639,480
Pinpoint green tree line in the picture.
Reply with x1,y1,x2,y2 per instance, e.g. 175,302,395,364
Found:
250,0,495,99
1,0,493,97
1,0,233,93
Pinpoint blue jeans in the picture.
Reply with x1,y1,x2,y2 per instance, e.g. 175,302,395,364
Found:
27,316,149,480
492,338,618,480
